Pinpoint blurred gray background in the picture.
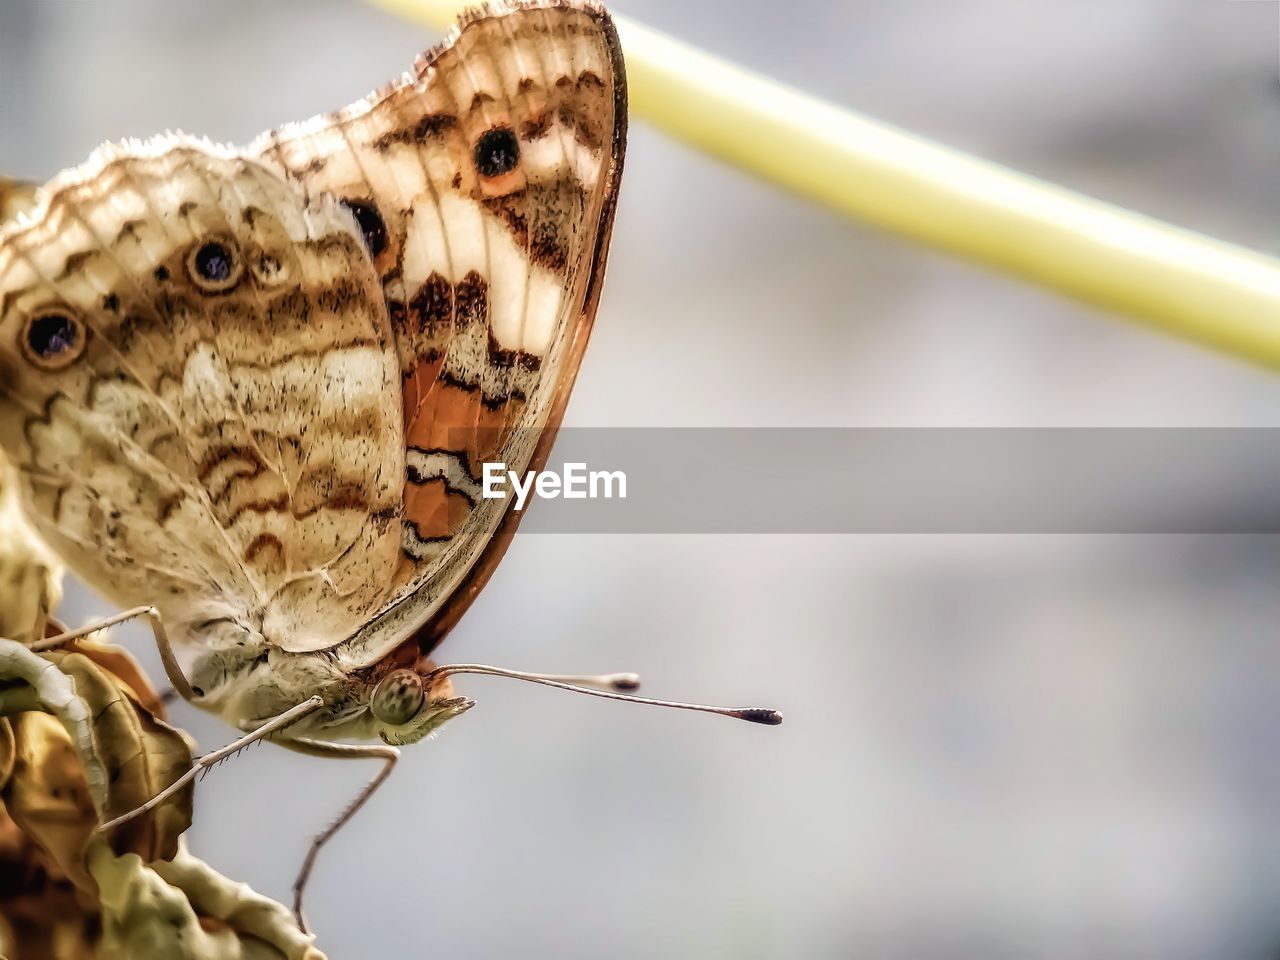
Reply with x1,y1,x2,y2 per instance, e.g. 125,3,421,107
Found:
6,1,1280,957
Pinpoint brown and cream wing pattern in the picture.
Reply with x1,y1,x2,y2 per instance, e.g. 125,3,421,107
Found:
257,0,627,666
0,141,404,655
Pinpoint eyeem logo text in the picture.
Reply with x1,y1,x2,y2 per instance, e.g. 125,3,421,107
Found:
482,462,627,511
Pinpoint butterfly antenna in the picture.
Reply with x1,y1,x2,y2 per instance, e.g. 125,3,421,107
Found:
426,664,783,725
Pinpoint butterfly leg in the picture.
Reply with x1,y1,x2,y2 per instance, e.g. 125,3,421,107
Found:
30,604,197,701
277,737,400,934
97,695,326,834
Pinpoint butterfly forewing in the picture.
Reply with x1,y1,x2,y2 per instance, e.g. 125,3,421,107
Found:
255,1,626,665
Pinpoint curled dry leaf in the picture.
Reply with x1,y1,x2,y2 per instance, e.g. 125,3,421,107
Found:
91,840,326,960
53,644,193,860
0,637,194,956
12,643,195,866
0,639,327,959
0,593,339,952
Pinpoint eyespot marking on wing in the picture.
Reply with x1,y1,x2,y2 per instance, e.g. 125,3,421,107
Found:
187,237,243,292
20,307,85,370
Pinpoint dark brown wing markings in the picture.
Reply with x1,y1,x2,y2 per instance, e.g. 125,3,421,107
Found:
372,114,459,152
406,272,454,343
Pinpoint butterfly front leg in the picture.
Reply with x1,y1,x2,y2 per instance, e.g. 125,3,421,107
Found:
98,695,326,835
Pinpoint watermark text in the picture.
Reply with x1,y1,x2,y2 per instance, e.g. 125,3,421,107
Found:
482,462,627,511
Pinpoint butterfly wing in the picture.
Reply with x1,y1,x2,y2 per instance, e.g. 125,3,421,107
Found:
255,0,626,665
0,140,405,655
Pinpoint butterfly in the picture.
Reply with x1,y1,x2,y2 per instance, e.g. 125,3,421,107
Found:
0,0,779,931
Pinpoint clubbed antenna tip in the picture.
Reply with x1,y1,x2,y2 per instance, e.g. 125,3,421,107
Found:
737,708,784,726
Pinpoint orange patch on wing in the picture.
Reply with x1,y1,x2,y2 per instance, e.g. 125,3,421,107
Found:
402,355,447,445
403,477,470,542
416,379,482,467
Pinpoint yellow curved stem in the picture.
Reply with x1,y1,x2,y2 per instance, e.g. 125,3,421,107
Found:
367,0,1280,370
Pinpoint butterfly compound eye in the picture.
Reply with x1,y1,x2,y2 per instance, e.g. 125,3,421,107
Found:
21,310,85,370
371,668,427,726
474,127,520,178
186,238,242,292
340,198,388,258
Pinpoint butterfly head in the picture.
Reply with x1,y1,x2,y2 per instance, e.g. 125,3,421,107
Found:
369,664,474,746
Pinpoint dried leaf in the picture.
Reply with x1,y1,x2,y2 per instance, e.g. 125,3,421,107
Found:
2,710,100,893
0,714,102,960
0,640,325,959
0,451,63,645
52,648,194,860
0,641,193,882
98,840,326,960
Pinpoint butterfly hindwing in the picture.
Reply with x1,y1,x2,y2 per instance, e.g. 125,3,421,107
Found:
0,141,404,655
